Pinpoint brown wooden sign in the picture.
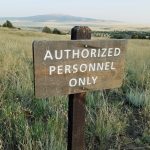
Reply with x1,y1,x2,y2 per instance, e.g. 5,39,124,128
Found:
33,40,127,98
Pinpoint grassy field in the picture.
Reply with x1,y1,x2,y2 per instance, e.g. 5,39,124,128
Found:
8,20,150,32
0,27,150,150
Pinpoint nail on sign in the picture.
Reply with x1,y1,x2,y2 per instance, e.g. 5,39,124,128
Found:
33,40,127,98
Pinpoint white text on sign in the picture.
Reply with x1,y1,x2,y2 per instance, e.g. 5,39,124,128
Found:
43,48,120,87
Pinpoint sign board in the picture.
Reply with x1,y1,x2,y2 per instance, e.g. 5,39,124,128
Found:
33,40,127,98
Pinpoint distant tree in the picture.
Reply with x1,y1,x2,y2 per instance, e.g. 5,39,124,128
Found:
42,26,51,33
3,20,14,28
53,28,61,34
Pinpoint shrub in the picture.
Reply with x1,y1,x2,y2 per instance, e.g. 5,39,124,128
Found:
3,20,14,28
131,34,139,39
42,26,51,33
53,28,61,34
126,89,149,107
92,30,150,40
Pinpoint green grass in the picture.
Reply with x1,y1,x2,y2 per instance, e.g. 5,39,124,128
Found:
0,27,150,149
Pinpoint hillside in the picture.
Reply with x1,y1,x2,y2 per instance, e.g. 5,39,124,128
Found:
0,27,150,149
1,15,150,32
0,14,102,22
0,14,119,31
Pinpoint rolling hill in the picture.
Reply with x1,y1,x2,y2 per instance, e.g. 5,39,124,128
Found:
0,14,103,22
1,14,149,32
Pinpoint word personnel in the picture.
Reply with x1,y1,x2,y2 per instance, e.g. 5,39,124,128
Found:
33,40,127,97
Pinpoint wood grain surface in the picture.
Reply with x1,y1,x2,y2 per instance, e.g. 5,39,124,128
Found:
33,39,127,98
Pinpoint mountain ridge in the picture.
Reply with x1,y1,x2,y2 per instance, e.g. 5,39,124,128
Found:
0,14,115,23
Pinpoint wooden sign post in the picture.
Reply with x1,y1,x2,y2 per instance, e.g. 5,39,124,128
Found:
68,26,91,150
32,26,127,150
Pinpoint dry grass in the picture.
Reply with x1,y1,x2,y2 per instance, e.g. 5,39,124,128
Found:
0,27,150,149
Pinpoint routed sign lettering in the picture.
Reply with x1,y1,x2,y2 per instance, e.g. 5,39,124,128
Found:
33,40,127,98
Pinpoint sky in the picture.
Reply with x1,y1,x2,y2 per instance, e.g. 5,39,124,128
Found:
0,0,150,24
